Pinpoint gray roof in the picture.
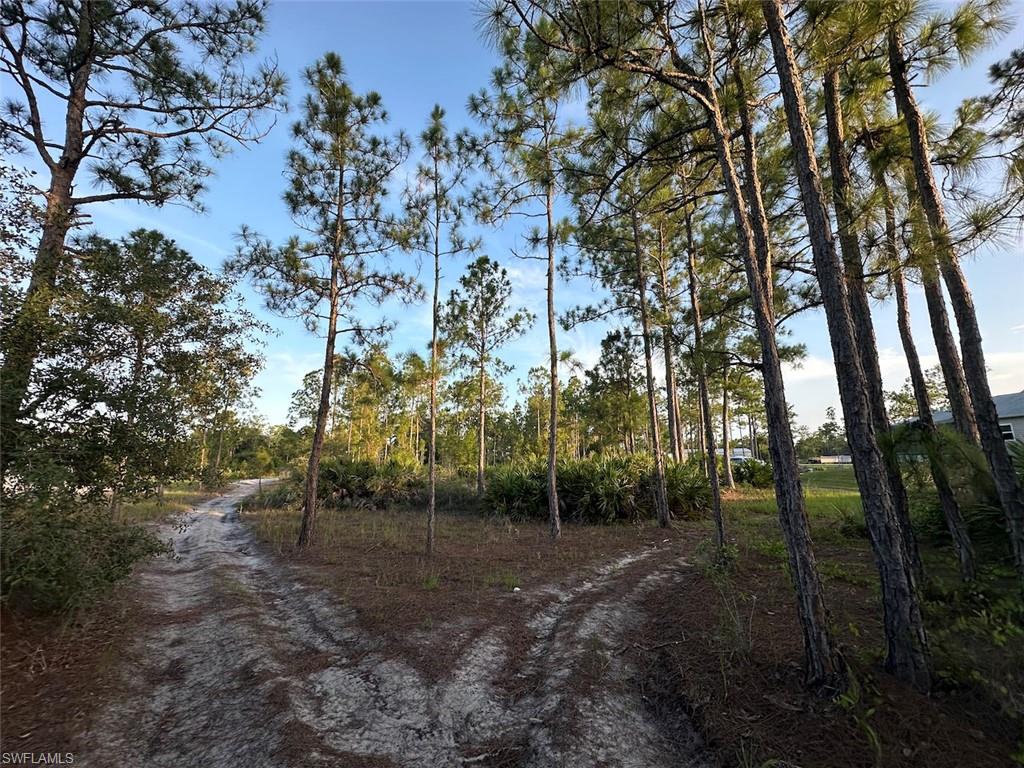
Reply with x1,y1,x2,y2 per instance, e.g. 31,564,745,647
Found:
933,389,1024,423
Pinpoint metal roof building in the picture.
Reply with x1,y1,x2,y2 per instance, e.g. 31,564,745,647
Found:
933,389,1024,442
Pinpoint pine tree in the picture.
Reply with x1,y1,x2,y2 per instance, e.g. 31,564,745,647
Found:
761,0,931,690
406,106,477,553
0,0,284,480
442,256,534,497
230,54,417,547
467,22,581,540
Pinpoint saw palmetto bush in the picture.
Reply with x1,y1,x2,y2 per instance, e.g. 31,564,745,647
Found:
663,461,713,520
485,456,710,524
484,461,548,519
242,458,428,512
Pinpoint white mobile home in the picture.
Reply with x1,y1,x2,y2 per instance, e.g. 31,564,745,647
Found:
818,454,853,464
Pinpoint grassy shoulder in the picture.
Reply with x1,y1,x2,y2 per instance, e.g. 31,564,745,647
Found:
799,463,862,492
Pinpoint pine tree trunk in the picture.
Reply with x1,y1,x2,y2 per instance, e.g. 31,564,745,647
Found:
901,177,981,446
427,164,441,554
214,407,227,476
1,170,77,482
696,388,707,476
732,49,773,286
346,388,354,456
632,211,671,527
656,227,683,463
297,261,339,548
663,330,682,462
917,254,979,444
330,365,340,435
763,0,930,691
687,10,844,688
722,44,844,686
0,8,94,483
545,181,561,540
721,365,735,490
823,70,921,580
889,27,1024,581
677,382,688,460
477,359,486,499
685,213,724,548
299,157,350,549
894,265,976,581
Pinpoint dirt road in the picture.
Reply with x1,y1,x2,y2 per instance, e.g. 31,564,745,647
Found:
76,480,709,767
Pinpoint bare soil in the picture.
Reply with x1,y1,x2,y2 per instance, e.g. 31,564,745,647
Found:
2,481,1019,767
2,482,709,767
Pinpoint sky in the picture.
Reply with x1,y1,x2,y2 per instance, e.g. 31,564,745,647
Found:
13,1,1024,429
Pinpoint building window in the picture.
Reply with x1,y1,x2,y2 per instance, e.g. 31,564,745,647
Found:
1000,423,1015,441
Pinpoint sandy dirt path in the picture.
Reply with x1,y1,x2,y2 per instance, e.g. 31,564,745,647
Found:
75,480,710,768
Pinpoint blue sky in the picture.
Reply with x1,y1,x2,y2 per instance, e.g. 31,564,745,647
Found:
19,1,1024,428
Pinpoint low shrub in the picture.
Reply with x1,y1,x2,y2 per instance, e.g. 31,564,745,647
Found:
905,434,1016,562
485,461,547,519
567,454,649,524
732,458,774,489
663,461,713,519
198,465,228,492
1,498,167,614
913,497,1013,562
485,455,711,524
243,481,302,511
248,458,427,512
362,459,427,508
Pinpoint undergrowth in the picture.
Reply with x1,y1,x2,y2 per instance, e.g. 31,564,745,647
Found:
2,496,167,614
485,455,711,524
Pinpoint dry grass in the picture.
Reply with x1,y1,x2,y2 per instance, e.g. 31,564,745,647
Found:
0,584,145,756
242,504,681,591
113,482,211,524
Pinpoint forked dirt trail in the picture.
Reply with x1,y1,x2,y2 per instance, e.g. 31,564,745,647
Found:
77,481,710,768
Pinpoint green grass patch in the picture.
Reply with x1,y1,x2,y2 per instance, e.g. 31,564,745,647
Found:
723,485,862,520
421,573,441,591
799,464,860,491
818,560,874,588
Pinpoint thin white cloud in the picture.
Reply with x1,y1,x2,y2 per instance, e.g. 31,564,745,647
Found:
92,203,229,260
505,262,547,289
260,350,325,389
250,349,326,424
781,355,836,382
